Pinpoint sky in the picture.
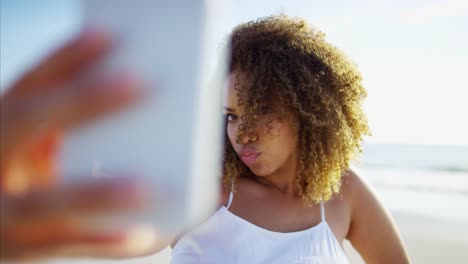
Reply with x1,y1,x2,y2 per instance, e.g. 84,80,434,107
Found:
1,0,468,145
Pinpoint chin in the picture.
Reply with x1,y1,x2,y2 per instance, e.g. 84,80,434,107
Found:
248,163,275,177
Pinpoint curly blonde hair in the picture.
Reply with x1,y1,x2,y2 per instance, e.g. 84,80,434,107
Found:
223,14,371,205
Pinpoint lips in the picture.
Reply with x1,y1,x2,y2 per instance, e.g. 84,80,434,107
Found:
238,148,260,166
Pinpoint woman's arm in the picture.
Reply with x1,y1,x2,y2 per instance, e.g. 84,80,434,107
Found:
344,169,410,263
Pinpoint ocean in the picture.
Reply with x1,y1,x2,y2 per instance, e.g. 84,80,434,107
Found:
356,143,468,224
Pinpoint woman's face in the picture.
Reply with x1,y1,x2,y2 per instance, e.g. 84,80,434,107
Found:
224,73,299,177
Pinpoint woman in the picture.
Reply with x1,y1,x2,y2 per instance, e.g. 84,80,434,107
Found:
170,15,410,263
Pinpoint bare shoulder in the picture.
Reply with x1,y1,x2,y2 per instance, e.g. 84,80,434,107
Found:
340,168,386,212
340,168,368,197
340,168,390,222
330,169,368,216
342,168,410,263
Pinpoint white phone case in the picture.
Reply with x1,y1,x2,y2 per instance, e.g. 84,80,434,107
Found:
60,0,228,231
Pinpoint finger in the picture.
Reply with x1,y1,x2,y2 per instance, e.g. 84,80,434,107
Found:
0,177,160,260
0,129,62,194
0,74,142,158
53,73,144,131
0,176,170,260
1,218,127,259
52,225,174,259
1,222,172,260
6,29,112,99
2,177,151,221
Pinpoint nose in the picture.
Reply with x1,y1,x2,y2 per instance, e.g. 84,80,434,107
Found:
238,131,258,145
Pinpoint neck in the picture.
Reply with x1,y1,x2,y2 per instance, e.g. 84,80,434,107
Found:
251,153,300,198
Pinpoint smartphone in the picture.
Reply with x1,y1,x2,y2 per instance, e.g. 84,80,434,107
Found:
60,0,228,231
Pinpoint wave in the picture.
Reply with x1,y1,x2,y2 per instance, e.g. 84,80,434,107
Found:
358,143,468,173
356,166,468,196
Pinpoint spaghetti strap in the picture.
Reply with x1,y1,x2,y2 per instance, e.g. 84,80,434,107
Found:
320,201,325,222
226,180,234,209
226,191,234,209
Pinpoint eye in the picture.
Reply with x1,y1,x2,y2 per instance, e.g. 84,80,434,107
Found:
225,113,238,122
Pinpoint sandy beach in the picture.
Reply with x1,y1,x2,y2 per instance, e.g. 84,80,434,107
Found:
345,211,468,263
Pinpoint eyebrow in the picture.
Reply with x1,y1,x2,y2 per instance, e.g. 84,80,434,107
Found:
224,107,235,112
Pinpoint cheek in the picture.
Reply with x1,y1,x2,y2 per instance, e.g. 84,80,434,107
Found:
226,124,237,145
260,118,284,137
264,122,297,155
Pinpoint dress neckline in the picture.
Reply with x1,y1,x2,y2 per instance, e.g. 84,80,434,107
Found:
220,205,326,236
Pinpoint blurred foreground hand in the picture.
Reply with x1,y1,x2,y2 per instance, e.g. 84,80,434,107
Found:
0,30,173,261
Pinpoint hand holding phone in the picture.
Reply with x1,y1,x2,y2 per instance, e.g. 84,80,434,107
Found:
60,0,228,231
